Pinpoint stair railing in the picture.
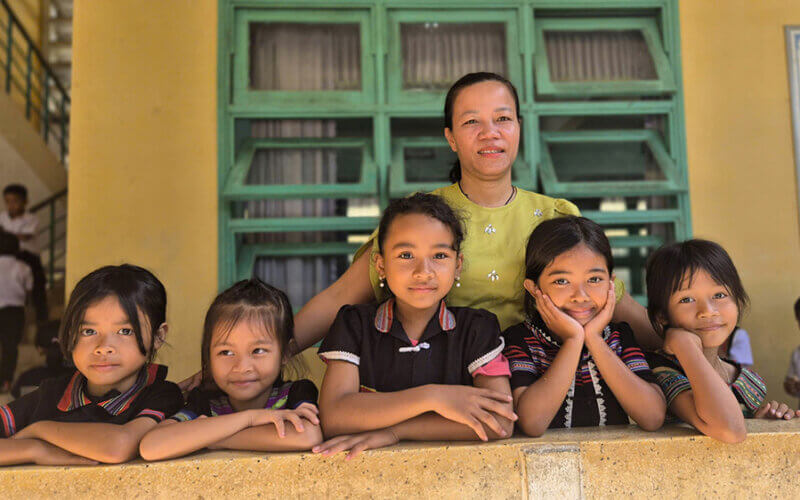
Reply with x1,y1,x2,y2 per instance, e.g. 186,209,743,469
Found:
0,0,70,163
29,188,67,287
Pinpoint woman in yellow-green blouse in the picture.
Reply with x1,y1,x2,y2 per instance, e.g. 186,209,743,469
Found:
292,72,660,352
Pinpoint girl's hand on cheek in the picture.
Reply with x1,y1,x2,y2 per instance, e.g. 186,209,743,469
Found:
662,328,702,356
753,401,800,420
584,282,616,339
534,287,584,342
312,429,399,460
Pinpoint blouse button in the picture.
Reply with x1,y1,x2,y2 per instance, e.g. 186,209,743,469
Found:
488,270,500,282
534,209,543,217
484,224,496,234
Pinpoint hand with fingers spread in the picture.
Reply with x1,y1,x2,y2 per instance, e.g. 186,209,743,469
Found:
532,286,584,343
583,282,616,340
753,400,800,420
312,429,399,460
249,403,321,438
429,385,517,441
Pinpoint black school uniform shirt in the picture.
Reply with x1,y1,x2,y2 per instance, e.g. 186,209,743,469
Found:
318,299,506,392
503,314,656,428
170,379,318,422
0,364,182,437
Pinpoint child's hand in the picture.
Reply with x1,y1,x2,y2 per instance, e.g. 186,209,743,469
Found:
533,286,584,342
784,377,800,397
248,404,320,437
178,370,203,394
31,440,98,466
583,281,616,339
312,429,399,460
753,400,800,420
663,328,702,355
429,385,516,441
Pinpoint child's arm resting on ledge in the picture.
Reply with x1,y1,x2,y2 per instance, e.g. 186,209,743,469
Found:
140,404,321,461
0,437,97,466
319,360,515,438
314,375,515,459
10,417,158,463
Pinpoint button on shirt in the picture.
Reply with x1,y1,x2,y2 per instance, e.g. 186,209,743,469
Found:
0,255,32,308
0,211,39,253
318,300,507,392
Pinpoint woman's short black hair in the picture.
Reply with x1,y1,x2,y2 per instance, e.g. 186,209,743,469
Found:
645,239,749,336
0,230,19,255
523,216,614,319
59,264,167,363
200,278,295,389
443,72,521,183
377,192,465,255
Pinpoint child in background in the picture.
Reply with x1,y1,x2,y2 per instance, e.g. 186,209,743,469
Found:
1,184,47,323
11,320,72,398
0,230,32,393
0,264,183,465
504,217,665,436
139,279,321,461
313,193,516,460
783,298,800,405
646,240,800,444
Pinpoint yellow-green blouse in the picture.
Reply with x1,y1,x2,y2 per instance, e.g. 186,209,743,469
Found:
355,184,624,330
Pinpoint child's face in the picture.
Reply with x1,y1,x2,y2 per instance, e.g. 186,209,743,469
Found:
209,321,283,408
3,193,25,217
528,243,611,326
665,268,739,348
71,295,160,397
375,213,462,313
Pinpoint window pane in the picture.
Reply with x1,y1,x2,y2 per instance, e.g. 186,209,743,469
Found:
250,23,362,90
255,255,349,308
543,30,657,82
547,141,665,183
246,148,362,186
401,22,506,90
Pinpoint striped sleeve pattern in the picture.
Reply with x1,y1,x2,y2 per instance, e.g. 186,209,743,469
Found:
652,367,692,405
732,368,768,416
502,324,544,388
0,405,15,437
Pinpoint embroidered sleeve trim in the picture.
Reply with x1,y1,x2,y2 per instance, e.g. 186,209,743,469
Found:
319,351,361,366
0,405,15,436
468,338,505,375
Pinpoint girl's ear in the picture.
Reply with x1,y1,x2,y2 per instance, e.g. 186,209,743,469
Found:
153,323,168,350
523,278,538,296
455,253,463,275
444,127,457,152
374,252,386,280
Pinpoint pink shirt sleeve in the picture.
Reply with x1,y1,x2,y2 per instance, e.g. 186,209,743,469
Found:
472,353,511,377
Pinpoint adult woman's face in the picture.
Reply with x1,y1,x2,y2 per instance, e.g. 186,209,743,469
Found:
444,80,520,183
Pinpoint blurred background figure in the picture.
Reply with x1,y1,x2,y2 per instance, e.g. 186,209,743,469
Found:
783,299,800,405
0,229,33,392
719,326,754,369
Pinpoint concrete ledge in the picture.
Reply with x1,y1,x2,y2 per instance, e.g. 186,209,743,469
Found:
3,420,800,498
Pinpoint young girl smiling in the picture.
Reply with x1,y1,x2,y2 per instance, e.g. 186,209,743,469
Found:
314,193,516,459
504,217,665,436
140,280,321,460
646,239,800,443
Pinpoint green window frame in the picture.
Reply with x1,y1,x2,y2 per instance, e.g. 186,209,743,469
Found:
386,9,523,108
219,0,691,304
232,8,376,110
533,17,677,97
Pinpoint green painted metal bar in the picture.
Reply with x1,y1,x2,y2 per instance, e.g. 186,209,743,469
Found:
24,45,30,118
228,216,379,233
42,74,50,141
37,213,66,235
607,235,663,248
48,201,55,286
59,96,66,163
582,209,681,225
5,18,12,93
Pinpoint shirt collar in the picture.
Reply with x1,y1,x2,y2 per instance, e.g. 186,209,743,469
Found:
374,298,456,334
208,381,293,416
57,363,166,415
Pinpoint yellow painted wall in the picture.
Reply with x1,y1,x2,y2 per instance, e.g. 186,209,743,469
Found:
66,0,218,380
680,1,800,400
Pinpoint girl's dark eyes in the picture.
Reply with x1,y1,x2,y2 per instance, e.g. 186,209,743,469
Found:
713,292,728,299
553,278,569,285
253,347,269,354
678,297,694,304
587,276,604,284
118,328,133,336
434,252,450,259
398,251,412,259
80,328,96,337
216,350,233,357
